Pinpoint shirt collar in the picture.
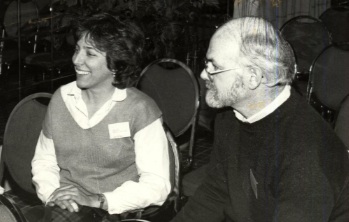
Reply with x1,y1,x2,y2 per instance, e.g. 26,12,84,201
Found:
66,81,127,102
234,85,291,123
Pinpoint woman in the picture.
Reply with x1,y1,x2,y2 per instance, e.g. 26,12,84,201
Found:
30,12,170,221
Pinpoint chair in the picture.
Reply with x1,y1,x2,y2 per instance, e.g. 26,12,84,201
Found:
334,94,349,149
280,16,331,78
0,92,52,221
137,58,200,170
308,43,349,125
0,92,52,194
0,195,26,222
320,6,349,44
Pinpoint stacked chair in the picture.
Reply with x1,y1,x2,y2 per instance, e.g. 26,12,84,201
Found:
313,6,349,151
320,6,349,45
280,15,331,96
281,12,349,152
334,94,349,150
307,43,349,127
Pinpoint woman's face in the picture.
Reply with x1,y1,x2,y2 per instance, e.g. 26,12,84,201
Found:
72,34,113,90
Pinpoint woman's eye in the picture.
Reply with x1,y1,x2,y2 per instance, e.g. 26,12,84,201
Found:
87,51,96,56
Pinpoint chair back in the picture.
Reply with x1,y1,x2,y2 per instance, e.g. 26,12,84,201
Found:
0,195,26,222
280,16,331,76
1,92,52,194
308,44,349,124
334,94,349,149
137,58,200,168
320,6,349,44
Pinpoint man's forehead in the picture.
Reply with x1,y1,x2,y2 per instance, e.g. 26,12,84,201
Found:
208,33,240,58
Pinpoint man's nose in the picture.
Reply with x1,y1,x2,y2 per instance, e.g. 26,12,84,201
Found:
200,69,209,81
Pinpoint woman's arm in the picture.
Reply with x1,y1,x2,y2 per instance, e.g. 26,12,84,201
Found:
103,118,171,215
31,131,60,203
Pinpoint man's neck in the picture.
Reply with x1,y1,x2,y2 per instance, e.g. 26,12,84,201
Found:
234,85,286,119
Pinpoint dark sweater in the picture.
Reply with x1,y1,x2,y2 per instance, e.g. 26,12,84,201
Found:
173,89,349,222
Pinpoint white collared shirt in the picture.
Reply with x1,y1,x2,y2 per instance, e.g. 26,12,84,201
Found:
234,85,291,123
32,82,170,214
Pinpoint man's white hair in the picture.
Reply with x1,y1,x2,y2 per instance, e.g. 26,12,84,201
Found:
215,17,296,86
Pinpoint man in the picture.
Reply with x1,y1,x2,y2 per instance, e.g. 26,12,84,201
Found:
172,17,349,222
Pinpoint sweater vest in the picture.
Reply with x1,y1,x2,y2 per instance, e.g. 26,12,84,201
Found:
43,87,161,194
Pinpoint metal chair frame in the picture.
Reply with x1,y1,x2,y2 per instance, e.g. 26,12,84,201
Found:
0,195,26,222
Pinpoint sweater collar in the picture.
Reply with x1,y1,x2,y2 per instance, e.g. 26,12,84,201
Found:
234,85,291,123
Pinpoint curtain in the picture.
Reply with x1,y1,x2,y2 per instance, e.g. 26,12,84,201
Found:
233,0,331,28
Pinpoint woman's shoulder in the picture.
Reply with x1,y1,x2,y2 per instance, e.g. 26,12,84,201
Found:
126,87,157,105
51,81,76,102
125,87,161,115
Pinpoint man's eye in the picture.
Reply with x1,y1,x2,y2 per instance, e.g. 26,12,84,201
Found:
87,52,96,56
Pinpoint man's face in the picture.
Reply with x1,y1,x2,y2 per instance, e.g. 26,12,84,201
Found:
200,35,247,109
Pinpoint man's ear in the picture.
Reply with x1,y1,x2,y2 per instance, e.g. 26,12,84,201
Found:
247,67,264,90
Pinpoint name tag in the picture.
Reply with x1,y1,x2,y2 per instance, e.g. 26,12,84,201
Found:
108,122,131,139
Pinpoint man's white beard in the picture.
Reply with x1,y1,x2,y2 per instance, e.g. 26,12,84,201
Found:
204,77,245,109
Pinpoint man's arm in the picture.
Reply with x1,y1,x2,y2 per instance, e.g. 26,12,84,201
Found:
171,145,230,222
273,143,345,222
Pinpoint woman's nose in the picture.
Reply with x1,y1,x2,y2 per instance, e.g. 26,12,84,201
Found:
72,51,82,65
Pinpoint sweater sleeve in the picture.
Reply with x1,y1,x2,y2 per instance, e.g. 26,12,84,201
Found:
273,143,340,222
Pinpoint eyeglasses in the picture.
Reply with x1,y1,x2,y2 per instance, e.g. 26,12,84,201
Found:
204,59,240,80
204,67,240,76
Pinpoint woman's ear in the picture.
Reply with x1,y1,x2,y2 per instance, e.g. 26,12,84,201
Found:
247,67,264,90
113,61,128,74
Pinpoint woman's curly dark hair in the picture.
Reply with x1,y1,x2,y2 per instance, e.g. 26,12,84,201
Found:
74,12,145,89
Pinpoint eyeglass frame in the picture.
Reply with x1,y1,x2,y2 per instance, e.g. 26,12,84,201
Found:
203,59,241,80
